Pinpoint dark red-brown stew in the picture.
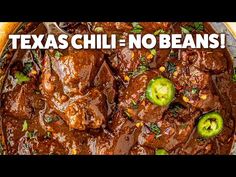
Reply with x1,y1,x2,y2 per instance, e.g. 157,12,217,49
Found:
0,22,236,155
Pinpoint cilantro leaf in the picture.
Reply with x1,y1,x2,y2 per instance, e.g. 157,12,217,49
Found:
150,49,157,56
129,65,148,78
94,26,104,33
55,51,63,59
193,22,204,31
15,72,30,84
154,29,166,36
22,120,28,132
23,62,33,75
180,26,193,34
149,123,161,139
131,22,143,34
233,67,236,82
166,61,176,74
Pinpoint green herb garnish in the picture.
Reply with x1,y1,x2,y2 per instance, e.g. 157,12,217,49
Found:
131,22,143,33
149,123,161,139
124,110,132,120
150,49,157,56
183,87,199,97
169,104,181,117
191,87,199,94
44,116,59,124
140,56,146,65
26,130,37,139
181,22,204,34
31,50,42,69
15,72,30,84
233,74,236,82
166,62,176,74
44,131,52,139
129,65,148,78
154,29,166,36
180,26,193,34
94,27,104,33
155,149,168,155
193,22,204,31
233,67,236,82
22,120,28,132
55,51,63,59
140,94,146,101
23,62,33,75
131,99,138,109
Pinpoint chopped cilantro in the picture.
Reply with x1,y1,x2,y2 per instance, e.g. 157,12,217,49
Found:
22,120,28,132
154,29,166,36
131,22,143,33
150,49,157,56
233,67,236,82
31,50,42,69
191,87,199,94
26,130,37,139
181,22,204,34
124,110,132,120
94,27,104,33
166,62,176,74
129,65,148,78
139,56,147,65
233,74,236,82
149,123,161,139
44,131,52,139
15,72,30,84
131,99,138,109
169,104,181,117
44,116,59,124
180,26,193,34
55,51,63,59
155,149,168,155
22,62,33,75
193,22,204,31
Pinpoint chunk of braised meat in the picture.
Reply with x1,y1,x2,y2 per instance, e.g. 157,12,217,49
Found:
94,22,171,82
137,114,196,152
108,47,170,83
94,61,117,116
41,49,111,130
1,82,44,119
47,50,104,95
129,144,154,155
84,112,138,155
182,49,227,74
2,117,67,155
170,49,224,112
119,70,168,123
64,89,107,130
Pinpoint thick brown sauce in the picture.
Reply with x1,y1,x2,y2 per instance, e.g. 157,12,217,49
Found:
0,22,235,155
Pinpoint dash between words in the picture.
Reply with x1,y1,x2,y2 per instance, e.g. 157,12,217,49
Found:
9,33,226,50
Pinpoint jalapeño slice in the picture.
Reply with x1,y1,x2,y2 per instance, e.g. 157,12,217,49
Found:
197,112,223,138
146,77,175,106
155,149,169,155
